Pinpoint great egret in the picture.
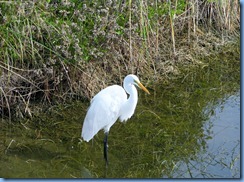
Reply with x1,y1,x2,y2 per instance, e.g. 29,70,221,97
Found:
81,74,150,166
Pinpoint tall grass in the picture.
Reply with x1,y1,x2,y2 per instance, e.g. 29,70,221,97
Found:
0,0,240,119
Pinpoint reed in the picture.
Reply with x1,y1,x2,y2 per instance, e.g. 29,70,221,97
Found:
0,0,240,119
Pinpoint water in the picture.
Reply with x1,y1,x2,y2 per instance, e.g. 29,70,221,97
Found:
163,92,240,178
0,45,240,178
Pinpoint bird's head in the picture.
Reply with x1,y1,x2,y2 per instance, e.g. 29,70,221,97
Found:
124,74,150,94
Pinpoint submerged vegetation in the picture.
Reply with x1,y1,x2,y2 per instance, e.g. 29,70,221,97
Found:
0,44,240,177
0,0,240,178
0,0,240,118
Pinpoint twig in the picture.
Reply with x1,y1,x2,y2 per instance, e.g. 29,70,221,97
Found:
5,139,15,154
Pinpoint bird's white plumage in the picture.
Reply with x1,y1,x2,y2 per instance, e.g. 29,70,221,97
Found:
82,85,127,142
81,74,149,142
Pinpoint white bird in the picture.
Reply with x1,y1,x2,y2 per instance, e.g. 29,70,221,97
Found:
81,74,150,166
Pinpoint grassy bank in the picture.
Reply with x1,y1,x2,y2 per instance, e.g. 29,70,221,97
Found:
0,0,240,119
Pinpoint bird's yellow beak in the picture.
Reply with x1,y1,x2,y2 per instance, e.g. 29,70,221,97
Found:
135,80,150,94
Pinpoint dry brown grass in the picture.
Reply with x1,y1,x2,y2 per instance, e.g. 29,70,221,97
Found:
0,0,240,119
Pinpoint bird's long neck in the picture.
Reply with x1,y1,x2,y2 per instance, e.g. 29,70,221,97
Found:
119,84,138,122
127,85,138,109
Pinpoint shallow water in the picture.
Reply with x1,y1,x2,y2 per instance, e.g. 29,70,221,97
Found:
163,91,240,178
0,45,240,178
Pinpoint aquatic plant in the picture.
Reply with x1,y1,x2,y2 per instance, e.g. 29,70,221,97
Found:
0,0,240,118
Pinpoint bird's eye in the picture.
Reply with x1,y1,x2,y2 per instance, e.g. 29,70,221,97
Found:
133,80,139,86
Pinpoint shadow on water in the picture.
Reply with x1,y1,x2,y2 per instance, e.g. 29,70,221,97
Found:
0,43,240,178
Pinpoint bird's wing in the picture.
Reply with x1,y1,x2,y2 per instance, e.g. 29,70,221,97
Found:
81,85,127,142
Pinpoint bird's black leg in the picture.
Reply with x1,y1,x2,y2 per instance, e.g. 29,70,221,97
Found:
104,132,109,167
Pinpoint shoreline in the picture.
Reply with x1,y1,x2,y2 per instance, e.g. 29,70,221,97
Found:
0,1,240,119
